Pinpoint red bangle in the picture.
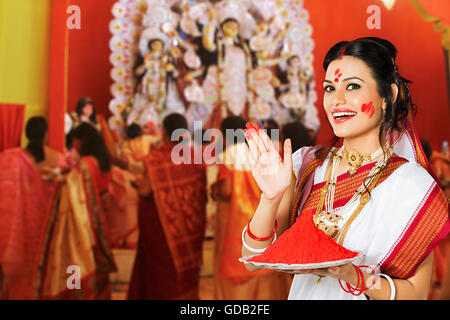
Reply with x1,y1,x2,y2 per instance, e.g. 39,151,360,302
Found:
246,219,278,241
338,264,378,296
339,264,361,295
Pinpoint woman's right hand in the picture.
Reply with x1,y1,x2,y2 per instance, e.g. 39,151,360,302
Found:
244,125,293,201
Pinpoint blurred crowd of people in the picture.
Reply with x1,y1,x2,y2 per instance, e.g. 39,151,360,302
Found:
0,96,449,300
0,97,315,300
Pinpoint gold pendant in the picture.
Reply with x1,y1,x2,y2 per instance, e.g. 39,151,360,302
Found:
318,221,339,239
323,211,342,223
344,149,366,176
346,150,364,167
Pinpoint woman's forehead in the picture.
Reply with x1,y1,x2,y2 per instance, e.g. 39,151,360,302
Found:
326,56,372,78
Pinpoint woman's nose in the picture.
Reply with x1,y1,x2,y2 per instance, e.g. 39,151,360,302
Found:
331,87,346,106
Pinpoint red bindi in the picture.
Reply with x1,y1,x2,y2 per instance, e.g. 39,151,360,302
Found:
334,69,343,83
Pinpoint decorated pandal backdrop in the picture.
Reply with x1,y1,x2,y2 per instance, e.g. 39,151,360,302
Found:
107,0,319,137
2,0,449,155
0,0,449,151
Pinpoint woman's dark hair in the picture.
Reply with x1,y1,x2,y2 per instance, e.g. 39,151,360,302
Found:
163,113,188,141
26,116,48,163
76,97,97,124
263,119,280,141
420,138,432,162
126,123,142,139
72,123,111,173
220,115,246,147
282,121,314,153
220,115,246,133
320,37,415,194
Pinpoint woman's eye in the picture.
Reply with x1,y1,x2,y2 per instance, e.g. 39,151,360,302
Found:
324,85,334,92
347,83,361,90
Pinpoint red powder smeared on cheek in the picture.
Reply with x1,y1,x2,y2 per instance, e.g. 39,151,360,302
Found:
361,102,375,119
248,211,358,265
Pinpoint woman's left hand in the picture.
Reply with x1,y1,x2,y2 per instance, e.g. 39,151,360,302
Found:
279,263,355,283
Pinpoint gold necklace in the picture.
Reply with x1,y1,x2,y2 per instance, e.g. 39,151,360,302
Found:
314,143,393,240
342,142,388,176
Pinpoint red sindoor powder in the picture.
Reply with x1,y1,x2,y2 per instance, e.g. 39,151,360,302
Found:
248,210,358,265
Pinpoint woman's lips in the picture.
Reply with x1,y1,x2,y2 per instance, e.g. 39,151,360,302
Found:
333,115,356,123
330,109,357,124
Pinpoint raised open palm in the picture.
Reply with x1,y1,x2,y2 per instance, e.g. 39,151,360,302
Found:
244,125,293,200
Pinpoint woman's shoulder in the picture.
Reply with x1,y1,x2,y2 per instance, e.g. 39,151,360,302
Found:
386,158,437,197
392,158,434,183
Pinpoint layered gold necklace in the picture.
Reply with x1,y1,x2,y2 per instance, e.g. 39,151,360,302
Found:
313,142,394,244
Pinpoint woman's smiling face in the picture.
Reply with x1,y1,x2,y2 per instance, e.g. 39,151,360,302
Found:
323,56,385,140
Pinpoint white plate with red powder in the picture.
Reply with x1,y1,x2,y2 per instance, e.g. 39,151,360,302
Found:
239,254,361,271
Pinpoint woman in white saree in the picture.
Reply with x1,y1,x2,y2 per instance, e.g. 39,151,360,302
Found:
241,37,450,300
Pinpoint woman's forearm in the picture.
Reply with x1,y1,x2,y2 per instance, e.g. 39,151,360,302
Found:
244,193,283,252
342,271,428,300
340,254,433,300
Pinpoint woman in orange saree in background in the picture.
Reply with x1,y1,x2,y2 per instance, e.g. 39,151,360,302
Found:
211,116,292,300
128,114,207,300
37,124,117,299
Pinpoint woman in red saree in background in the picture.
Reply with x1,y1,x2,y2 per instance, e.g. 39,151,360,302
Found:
211,116,292,300
128,113,207,300
36,123,117,299
0,117,66,299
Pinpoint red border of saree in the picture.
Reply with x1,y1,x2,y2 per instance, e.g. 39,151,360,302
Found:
378,182,450,279
301,157,409,213
80,157,116,274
